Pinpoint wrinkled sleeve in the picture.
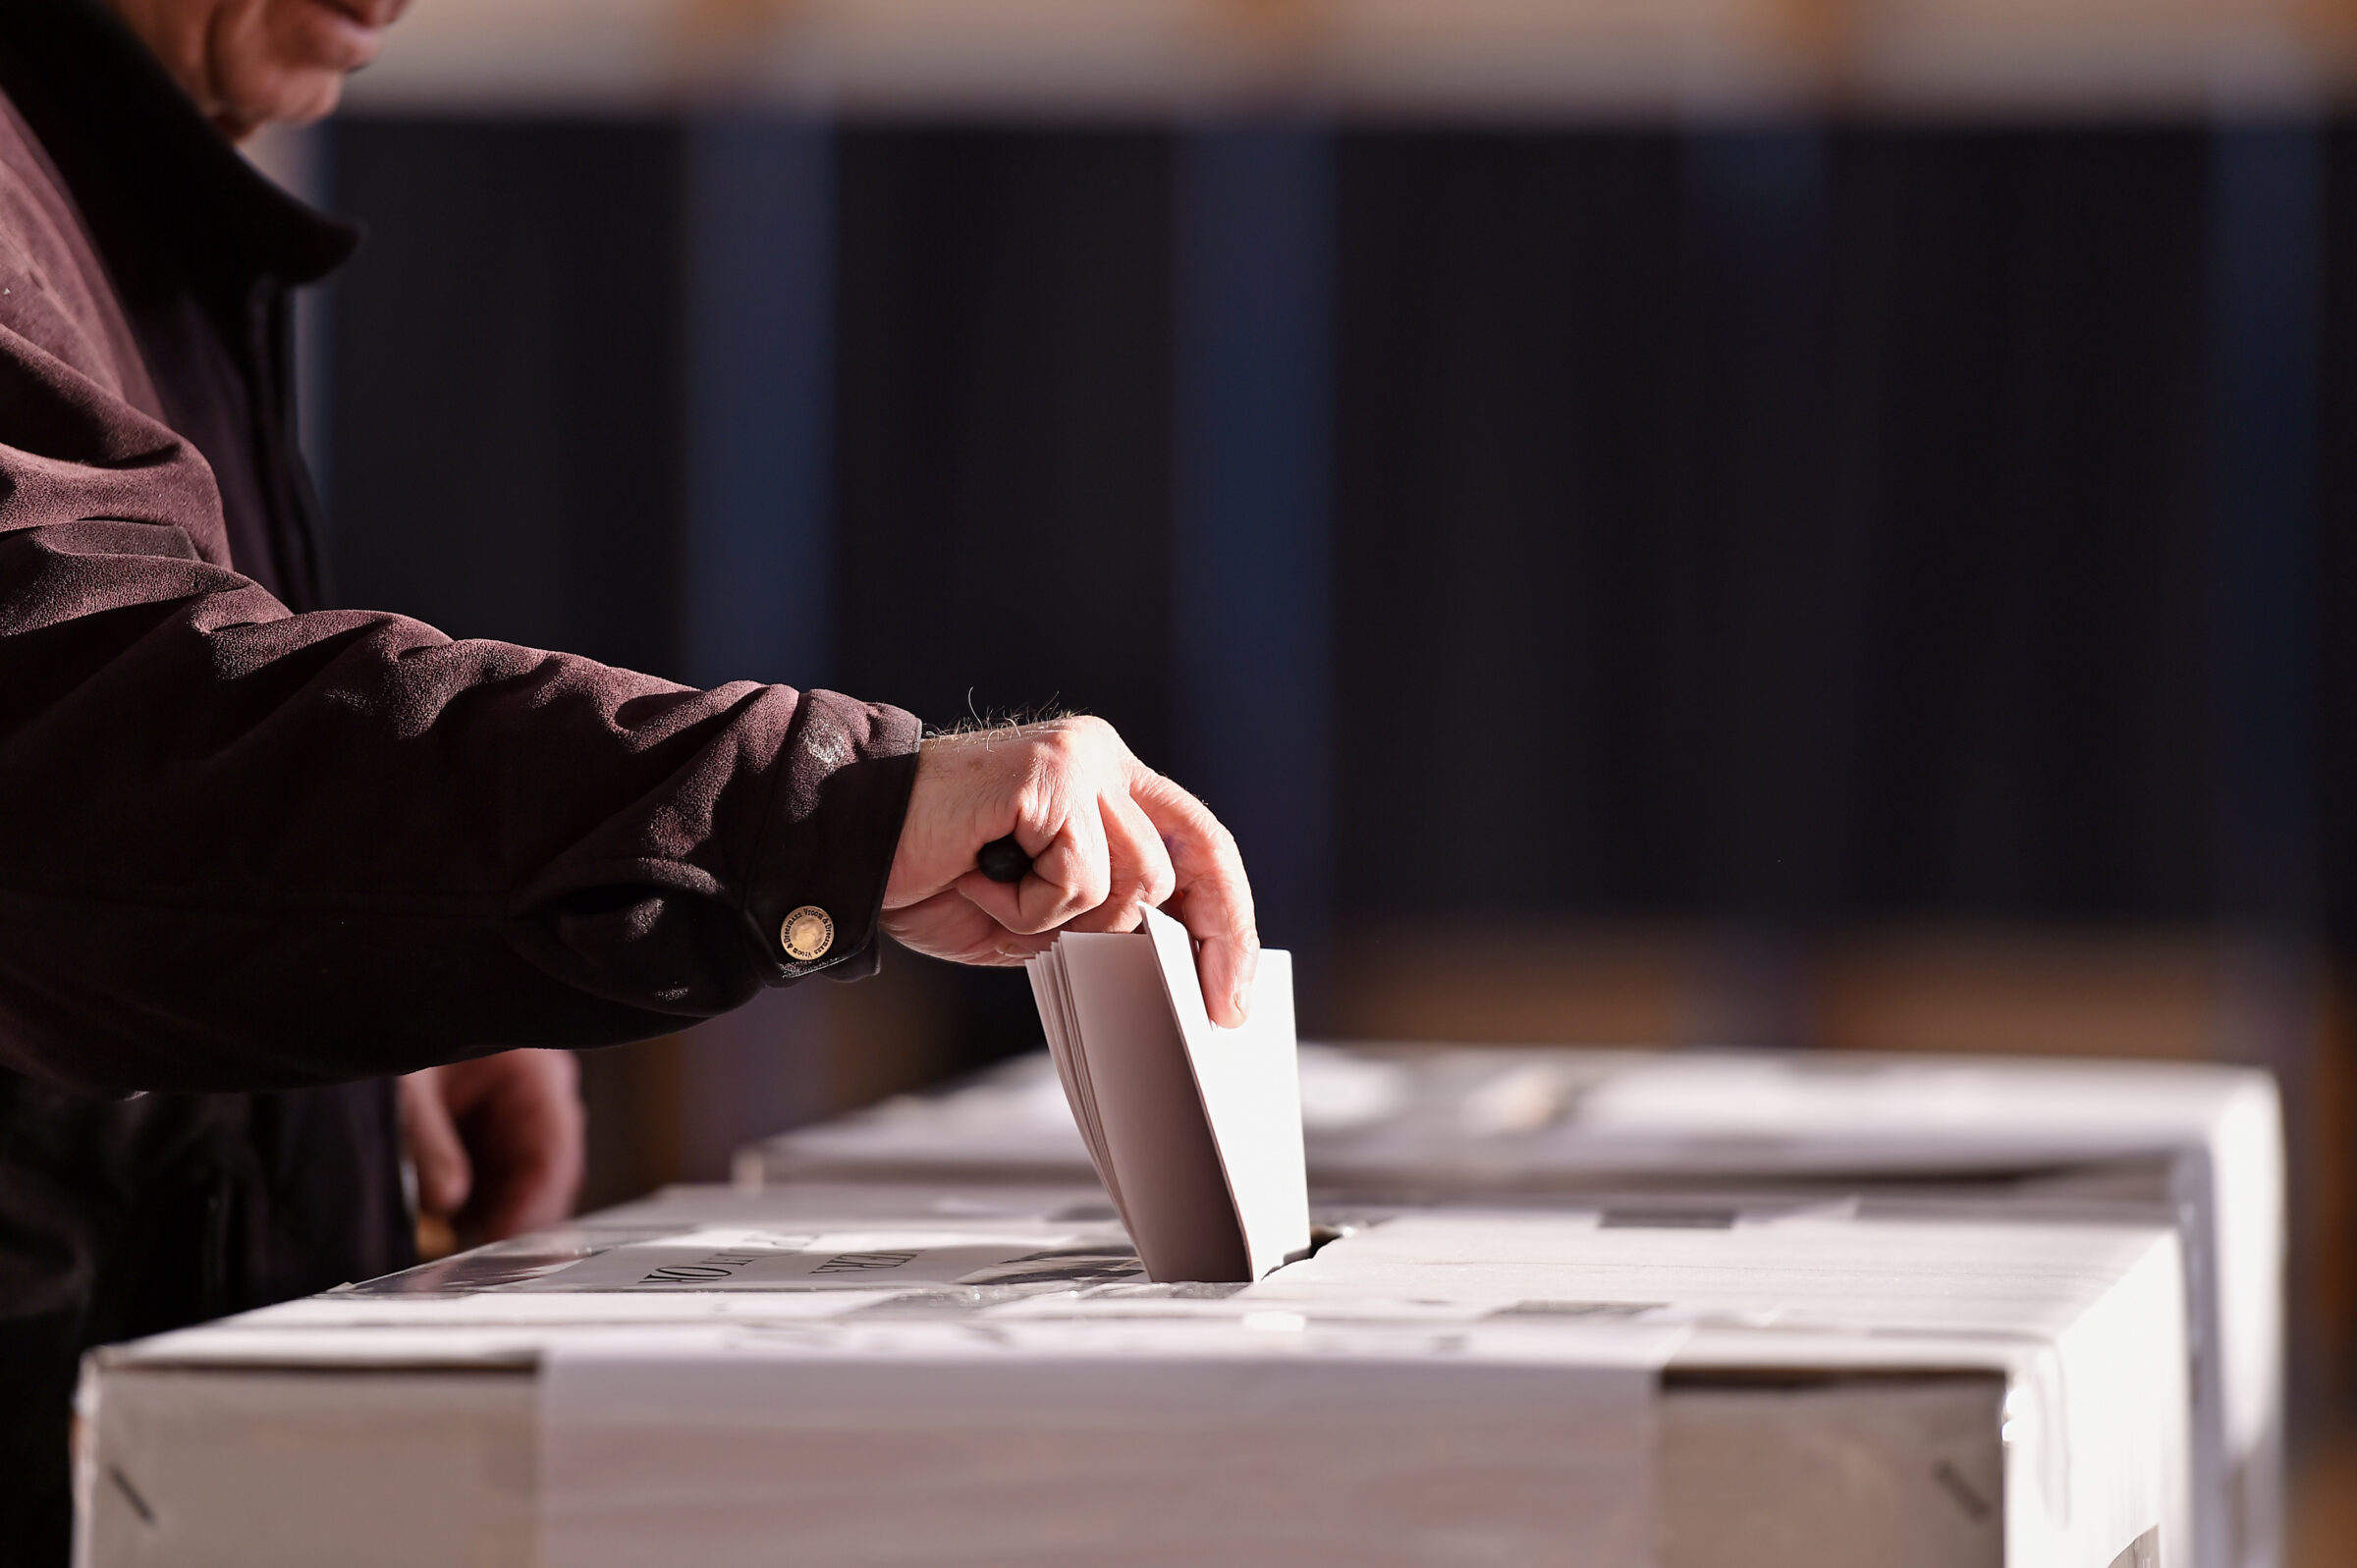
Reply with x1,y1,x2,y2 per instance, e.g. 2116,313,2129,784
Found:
0,263,919,1097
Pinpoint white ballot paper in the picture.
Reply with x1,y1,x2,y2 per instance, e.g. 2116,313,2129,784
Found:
1025,907,1309,1281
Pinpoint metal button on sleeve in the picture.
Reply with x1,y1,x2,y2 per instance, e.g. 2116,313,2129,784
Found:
781,906,834,962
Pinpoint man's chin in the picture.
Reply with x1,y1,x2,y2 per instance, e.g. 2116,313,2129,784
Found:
217,73,347,140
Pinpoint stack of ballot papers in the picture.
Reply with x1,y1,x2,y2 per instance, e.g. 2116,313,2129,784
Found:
80,1185,2187,1568
1022,908,1307,1281
750,1043,2281,1568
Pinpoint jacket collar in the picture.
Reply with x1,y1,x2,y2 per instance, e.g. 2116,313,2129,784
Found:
0,0,358,289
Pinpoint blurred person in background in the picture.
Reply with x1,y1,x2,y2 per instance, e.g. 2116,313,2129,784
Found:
0,0,1260,1556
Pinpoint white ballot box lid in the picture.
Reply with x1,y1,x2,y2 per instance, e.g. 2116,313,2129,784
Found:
82,1191,2185,1568
749,1045,2278,1568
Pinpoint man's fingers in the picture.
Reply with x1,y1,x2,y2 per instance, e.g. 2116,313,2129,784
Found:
1063,789,1176,934
1128,772,1259,1027
956,806,1112,936
888,887,1051,966
396,1068,472,1218
1108,789,1179,912
1021,811,1112,930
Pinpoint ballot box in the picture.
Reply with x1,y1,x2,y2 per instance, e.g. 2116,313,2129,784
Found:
750,1045,2281,1568
78,1186,2186,1568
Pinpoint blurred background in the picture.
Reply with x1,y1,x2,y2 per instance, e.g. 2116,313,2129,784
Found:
256,0,2356,1553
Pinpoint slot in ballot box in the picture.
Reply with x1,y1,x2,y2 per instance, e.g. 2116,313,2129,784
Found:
79,1186,2186,1568
749,1045,2282,1568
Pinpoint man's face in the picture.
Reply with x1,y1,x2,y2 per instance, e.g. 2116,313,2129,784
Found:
109,0,411,139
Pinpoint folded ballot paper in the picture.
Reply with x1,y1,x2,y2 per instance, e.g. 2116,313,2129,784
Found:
1023,906,1308,1281
79,1189,2190,1568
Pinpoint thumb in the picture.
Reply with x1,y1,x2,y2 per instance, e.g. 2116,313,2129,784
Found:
397,1068,473,1218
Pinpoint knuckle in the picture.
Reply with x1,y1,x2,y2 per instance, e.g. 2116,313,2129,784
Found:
1173,786,1222,831
1018,746,1065,792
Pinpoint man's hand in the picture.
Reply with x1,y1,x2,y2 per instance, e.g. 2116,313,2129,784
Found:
398,1049,584,1247
883,718,1260,1026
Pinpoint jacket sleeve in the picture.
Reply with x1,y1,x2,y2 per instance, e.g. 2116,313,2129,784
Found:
0,264,920,1098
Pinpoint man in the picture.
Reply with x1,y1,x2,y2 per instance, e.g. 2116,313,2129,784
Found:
0,0,1259,1557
